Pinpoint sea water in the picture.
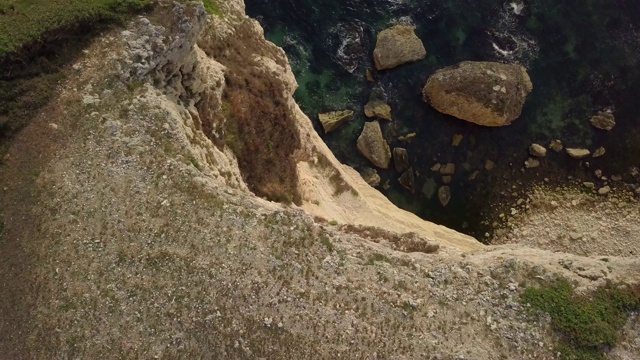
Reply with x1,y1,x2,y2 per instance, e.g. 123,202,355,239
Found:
246,0,640,238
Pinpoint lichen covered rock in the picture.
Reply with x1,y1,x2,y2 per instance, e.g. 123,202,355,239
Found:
372,25,426,70
423,61,533,127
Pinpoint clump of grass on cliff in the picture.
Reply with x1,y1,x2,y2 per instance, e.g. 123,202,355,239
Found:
201,0,222,16
521,279,639,360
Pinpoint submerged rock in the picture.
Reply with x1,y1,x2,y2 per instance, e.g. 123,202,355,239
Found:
364,99,393,121
318,110,354,133
393,147,410,173
438,186,451,207
360,167,381,187
372,25,426,70
589,111,616,131
592,146,606,158
423,61,533,127
398,168,415,193
357,121,391,169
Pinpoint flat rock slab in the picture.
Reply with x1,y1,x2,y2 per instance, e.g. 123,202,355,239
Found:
318,110,354,133
423,61,532,127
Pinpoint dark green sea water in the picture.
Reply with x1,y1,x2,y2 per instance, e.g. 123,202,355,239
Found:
245,0,640,238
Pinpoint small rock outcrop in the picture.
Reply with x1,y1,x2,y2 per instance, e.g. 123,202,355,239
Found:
357,121,391,169
318,110,354,133
589,112,615,131
393,147,410,173
372,25,426,70
423,61,533,127
364,99,393,121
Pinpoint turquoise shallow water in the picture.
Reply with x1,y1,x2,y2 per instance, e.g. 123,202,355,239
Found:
246,0,640,238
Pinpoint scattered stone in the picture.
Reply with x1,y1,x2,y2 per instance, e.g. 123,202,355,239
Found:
594,169,603,178
365,68,375,82
568,232,583,240
611,175,622,182
589,111,616,131
398,168,415,193
451,134,463,147
357,121,391,169
549,139,563,152
484,160,495,171
398,133,416,142
592,146,606,158
524,157,540,168
373,25,426,70
529,143,547,157
360,167,381,187
48,123,59,130
431,163,442,172
566,148,591,159
440,163,456,175
438,186,451,207
442,176,452,184
583,182,595,189
469,171,480,181
393,147,410,173
598,186,611,195
423,61,533,126
318,110,354,133
364,99,393,121
382,179,391,190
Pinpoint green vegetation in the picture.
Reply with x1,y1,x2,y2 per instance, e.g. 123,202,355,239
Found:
365,253,391,265
201,0,222,17
521,279,639,360
0,0,154,58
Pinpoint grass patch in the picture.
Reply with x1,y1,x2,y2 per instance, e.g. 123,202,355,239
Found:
521,279,640,360
0,0,154,59
201,0,222,17
365,253,391,265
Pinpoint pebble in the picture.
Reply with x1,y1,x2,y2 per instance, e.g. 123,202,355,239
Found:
566,148,591,159
524,158,540,168
583,182,595,189
485,160,495,171
549,139,563,152
529,143,547,158
568,232,583,240
598,186,611,195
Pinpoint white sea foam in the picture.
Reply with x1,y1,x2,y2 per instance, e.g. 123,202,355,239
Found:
509,2,525,15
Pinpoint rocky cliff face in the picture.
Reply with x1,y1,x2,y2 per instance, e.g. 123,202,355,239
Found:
1,1,639,359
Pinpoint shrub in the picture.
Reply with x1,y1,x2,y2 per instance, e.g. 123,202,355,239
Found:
521,279,639,360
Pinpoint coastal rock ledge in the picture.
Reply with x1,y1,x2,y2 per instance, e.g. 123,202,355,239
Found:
423,61,533,127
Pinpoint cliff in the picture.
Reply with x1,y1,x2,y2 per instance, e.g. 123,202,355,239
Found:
0,1,638,358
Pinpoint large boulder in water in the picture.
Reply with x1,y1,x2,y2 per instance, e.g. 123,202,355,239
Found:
373,25,426,70
422,61,533,127
357,121,391,169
